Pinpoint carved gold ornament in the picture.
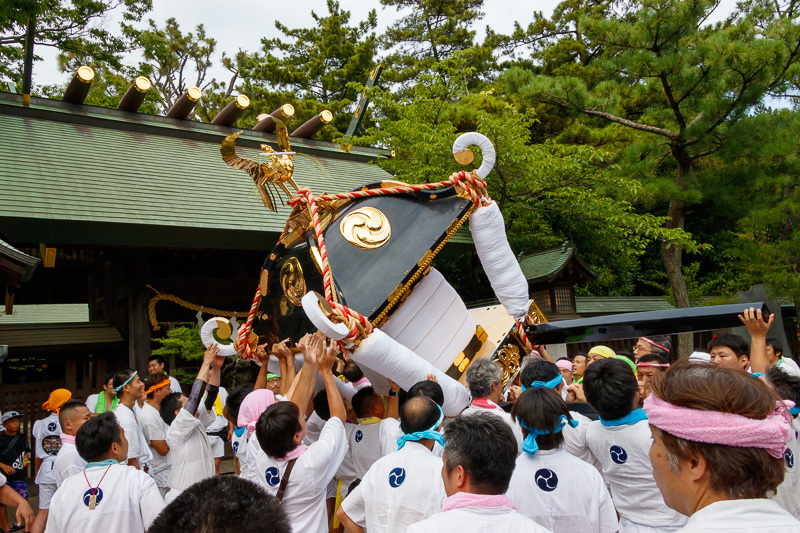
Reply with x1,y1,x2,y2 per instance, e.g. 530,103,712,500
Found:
339,207,391,249
496,344,521,386
280,257,306,306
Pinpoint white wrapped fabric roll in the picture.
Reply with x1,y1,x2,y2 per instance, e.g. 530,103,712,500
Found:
350,328,471,416
452,132,496,179
200,318,238,356
382,268,475,370
469,201,531,320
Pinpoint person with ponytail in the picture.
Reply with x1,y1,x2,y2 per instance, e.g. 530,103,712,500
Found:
507,386,616,533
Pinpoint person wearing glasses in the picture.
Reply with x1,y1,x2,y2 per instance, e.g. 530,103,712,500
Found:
632,336,672,363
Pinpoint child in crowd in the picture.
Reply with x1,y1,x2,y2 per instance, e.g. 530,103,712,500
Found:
0,412,30,533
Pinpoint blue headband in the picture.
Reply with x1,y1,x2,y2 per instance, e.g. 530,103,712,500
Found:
521,374,564,392
519,414,578,455
113,371,138,393
397,404,445,450
599,408,648,427
752,372,765,378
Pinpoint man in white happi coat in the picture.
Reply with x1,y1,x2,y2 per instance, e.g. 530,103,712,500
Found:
45,412,164,533
407,413,551,533
247,334,348,533
379,380,444,458
645,362,800,533
31,388,70,533
111,369,152,471
139,372,174,497
160,343,223,504
460,359,523,453
582,358,686,532
53,401,91,486
338,396,447,533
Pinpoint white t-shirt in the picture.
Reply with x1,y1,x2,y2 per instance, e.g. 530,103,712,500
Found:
137,402,171,488
54,440,86,487
202,387,228,433
341,441,447,533
45,463,165,533
584,419,687,528
345,420,386,480
677,498,800,532
379,417,444,458
772,427,800,519
247,417,348,533
507,448,617,533
168,376,182,394
85,394,99,413
461,402,524,454
113,403,152,468
407,505,553,533
165,406,215,498
32,413,62,485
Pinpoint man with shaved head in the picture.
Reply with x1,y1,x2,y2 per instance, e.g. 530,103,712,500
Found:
54,400,91,486
338,396,447,532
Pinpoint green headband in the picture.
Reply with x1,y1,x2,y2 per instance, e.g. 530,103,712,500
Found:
266,373,280,379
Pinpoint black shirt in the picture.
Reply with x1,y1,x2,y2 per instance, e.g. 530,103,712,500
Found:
0,433,31,482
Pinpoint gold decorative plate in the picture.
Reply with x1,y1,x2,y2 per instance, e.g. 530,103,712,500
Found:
339,206,391,249
280,257,306,306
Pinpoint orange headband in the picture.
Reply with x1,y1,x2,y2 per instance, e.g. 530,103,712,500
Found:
145,379,171,396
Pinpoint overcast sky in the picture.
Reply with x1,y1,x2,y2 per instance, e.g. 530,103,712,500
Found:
32,0,551,88
32,0,739,89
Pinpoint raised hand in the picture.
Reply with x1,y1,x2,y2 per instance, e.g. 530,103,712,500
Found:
738,307,774,339
203,343,220,367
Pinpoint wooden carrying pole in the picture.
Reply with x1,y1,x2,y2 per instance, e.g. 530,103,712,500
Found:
61,66,95,104
166,86,202,119
290,110,333,138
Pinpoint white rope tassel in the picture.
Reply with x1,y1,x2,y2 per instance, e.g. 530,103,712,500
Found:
469,201,531,320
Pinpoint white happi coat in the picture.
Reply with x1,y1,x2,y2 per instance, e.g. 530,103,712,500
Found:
407,506,553,533
772,426,800,519
137,402,171,489
461,402,524,453
246,417,348,533
54,440,86,487
113,403,153,468
168,375,182,394
677,499,800,532
507,448,618,533
379,417,444,457
341,441,447,532
164,405,215,503
45,463,165,533
341,419,388,480
584,419,686,532
302,411,326,446
32,413,62,507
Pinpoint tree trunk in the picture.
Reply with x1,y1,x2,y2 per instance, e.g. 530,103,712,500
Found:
660,158,693,360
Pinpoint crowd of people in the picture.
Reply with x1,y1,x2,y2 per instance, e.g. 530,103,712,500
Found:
1,307,799,532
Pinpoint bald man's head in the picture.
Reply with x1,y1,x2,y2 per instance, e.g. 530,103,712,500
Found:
400,396,441,434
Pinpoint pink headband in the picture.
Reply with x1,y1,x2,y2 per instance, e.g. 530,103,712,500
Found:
640,337,669,352
556,360,573,371
644,394,792,459
237,389,276,438
636,363,671,368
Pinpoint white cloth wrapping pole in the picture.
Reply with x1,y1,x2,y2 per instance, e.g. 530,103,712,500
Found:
350,329,471,416
469,201,531,320
452,132,496,179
